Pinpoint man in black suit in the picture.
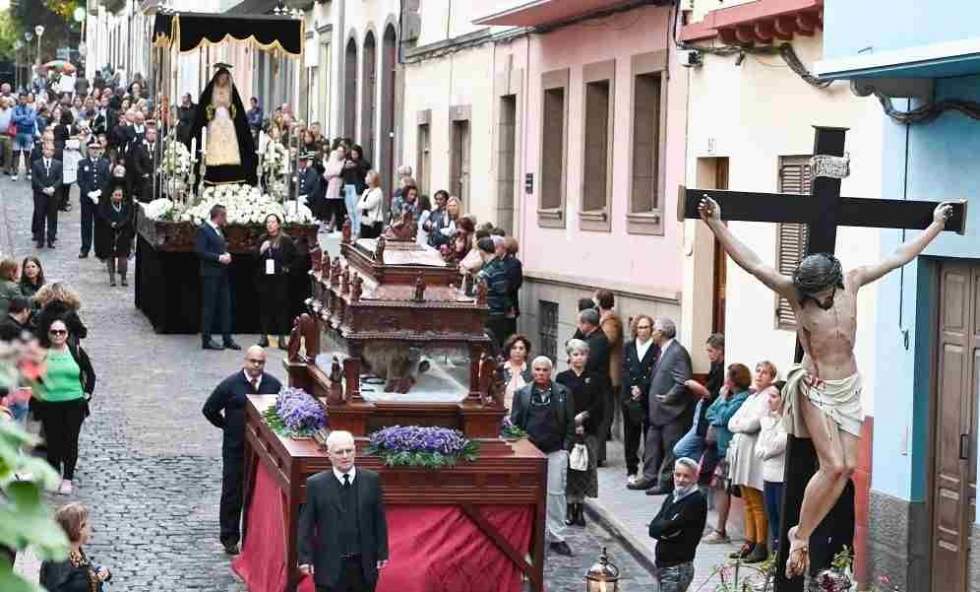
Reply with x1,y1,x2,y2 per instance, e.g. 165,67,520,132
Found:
202,346,282,555
31,142,63,249
127,125,160,202
298,430,389,592
621,314,659,485
76,139,110,258
628,316,694,496
194,204,240,351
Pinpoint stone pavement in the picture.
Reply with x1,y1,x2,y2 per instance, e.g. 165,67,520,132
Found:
4,176,656,591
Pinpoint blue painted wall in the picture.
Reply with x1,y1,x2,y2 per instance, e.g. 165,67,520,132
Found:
824,0,980,60
869,77,980,517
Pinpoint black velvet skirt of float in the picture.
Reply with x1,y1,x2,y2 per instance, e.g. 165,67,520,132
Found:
203,164,248,186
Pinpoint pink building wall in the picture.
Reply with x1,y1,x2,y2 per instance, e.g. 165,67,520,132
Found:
498,5,687,298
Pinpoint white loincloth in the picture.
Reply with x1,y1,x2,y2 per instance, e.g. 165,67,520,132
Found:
781,365,862,438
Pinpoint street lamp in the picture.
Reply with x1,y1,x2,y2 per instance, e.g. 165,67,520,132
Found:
13,40,23,91
34,25,45,67
24,31,33,84
584,548,620,592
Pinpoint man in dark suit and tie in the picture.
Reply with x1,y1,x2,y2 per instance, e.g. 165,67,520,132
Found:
298,430,389,592
127,124,160,202
628,316,693,496
76,139,110,258
297,152,323,209
202,346,282,555
31,142,63,249
194,204,241,351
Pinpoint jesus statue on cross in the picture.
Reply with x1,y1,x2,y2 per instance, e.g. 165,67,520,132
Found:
698,195,955,579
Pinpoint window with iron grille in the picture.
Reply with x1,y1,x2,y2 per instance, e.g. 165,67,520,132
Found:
539,300,559,363
776,156,812,330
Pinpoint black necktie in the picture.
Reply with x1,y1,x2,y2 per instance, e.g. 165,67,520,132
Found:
44,161,50,176
343,474,351,489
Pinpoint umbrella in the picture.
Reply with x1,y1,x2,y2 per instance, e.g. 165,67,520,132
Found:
38,60,77,74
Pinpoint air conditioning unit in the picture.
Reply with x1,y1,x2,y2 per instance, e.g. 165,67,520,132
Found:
678,48,702,68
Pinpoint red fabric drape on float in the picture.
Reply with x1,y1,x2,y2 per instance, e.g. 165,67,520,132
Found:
233,463,535,592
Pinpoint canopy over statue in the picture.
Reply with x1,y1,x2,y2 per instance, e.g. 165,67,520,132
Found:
187,65,258,187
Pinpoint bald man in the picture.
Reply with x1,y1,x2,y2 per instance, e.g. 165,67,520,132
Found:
202,346,283,554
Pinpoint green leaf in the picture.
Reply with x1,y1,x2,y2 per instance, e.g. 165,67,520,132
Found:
0,482,69,559
0,559,45,592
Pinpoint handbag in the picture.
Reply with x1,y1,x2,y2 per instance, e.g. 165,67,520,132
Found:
569,443,589,472
6,123,15,138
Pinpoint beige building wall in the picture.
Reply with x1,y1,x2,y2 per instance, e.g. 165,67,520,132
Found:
683,28,883,411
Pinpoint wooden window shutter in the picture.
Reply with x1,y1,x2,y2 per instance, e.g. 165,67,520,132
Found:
776,157,812,330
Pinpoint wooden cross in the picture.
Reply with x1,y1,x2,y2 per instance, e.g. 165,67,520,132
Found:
677,126,967,591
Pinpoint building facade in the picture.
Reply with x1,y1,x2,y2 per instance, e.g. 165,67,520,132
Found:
473,0,687,361
816,1,980,590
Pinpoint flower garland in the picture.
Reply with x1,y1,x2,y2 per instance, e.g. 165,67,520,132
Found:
500,416,527,440
365,425,480,469
160,138,192,178
262,387,327,438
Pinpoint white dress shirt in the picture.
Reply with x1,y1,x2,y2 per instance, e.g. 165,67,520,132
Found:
635,337,654,362
333,466,356,486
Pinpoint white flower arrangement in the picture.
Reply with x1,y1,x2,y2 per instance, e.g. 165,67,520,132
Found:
143,198,176,221
186,184,314,225
261,141,290,180
160,139,192,178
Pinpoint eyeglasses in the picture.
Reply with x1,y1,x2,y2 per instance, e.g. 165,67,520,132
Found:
48,329,67,336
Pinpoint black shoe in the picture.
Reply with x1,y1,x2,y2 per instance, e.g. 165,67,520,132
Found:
222,541,240,555
78,251,88,258
744,543,768,564
627,477,654,490
574,504,586,527
223,340,242,351
47,241,55,249
645,485,673,496
36,241,44,249
564,504,576,526
202,339,224,350
109,276,116,287
549,541,572,556
258,335,270,347
120,276,128,287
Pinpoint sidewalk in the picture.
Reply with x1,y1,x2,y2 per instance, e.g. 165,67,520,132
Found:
585,440,746,590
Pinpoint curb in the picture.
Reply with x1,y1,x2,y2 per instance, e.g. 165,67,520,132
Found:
584,498,660,577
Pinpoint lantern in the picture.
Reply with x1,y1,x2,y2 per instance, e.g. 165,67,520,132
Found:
584,547,620,592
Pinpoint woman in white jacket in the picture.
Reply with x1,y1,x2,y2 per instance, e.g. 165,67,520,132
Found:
726,360,778,563
756,380,787,554
356,170,384,238
321,147,347,232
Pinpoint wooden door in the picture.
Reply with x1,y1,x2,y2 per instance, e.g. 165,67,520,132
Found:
932,262,979,591
451,120,470,202
711,158,729,333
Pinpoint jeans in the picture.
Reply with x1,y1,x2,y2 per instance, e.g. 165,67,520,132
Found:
672,428,705,462
545,449,568,543
656,561,694,592
763,480,783,551
344,185,360,232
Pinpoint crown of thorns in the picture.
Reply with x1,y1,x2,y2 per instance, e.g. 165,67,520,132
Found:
793,252,843,295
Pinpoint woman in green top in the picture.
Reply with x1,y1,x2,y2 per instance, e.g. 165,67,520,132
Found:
34,319,96,496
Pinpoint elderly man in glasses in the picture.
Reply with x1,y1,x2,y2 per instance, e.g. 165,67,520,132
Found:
510,355,576,556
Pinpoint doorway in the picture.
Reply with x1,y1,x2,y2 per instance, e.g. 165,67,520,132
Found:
931,261,979,591
343,38,358,139
450,118,471,203
361,32,377,162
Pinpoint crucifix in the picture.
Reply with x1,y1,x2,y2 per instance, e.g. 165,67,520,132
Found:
678,126,967,591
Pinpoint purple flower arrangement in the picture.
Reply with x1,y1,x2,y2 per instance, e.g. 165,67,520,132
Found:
365,425,480,468
262,387,327,438
500,416,527,440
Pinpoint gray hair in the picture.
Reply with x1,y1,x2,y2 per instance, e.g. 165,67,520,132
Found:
326,430,354,451
530,356,553,371
565,338,590,357
706,333,724,349
674,457,699,474
654,317,677,339
578,308,600,327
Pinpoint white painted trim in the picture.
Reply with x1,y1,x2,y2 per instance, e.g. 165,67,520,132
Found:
472,0,552,25
814,37,980,78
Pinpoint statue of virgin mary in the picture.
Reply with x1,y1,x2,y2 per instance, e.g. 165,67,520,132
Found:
187,64,258,187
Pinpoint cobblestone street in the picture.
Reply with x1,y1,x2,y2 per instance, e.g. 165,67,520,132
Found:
5,176,657,591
